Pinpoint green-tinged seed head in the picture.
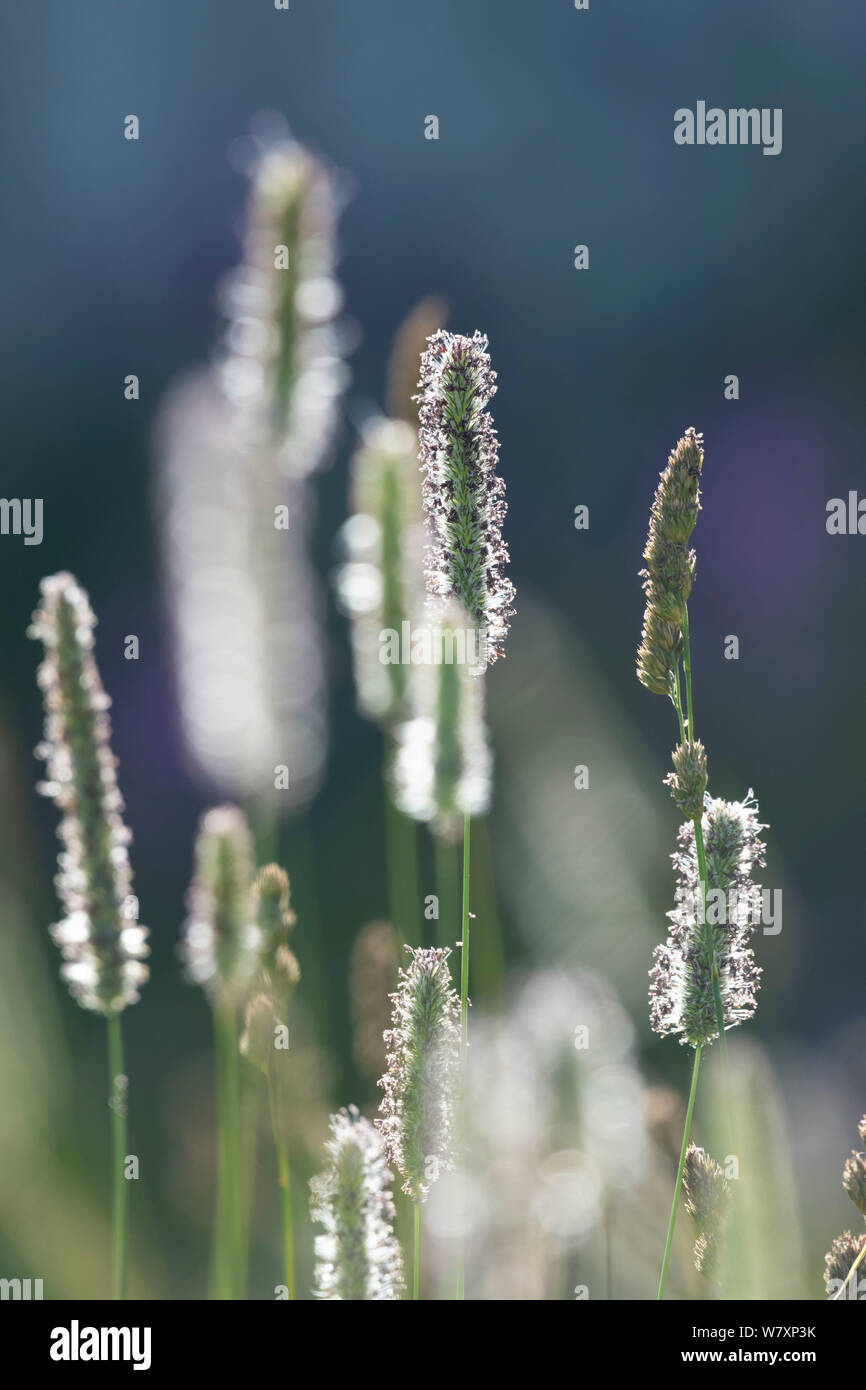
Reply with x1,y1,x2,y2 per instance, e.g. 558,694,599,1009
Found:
824,1231,866,1298
337,418,425,726
29,573,149,1015
683,1143,731,1281
376,945,461,1202
240,992,282,1074
181,805,257,1000
253,863,300,1000
637,429,703,695
664,740,708,820
310,1106,403,1300
843,1151,866,1217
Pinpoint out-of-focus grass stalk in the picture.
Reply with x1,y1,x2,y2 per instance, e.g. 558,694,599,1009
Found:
107,1015,128,1299
657,1044,702,1300
213,1002,242,1299
459,815,472,1055
413,1202,421,1300
434,834,459,951
266,1066,295,1299
384,764,421,947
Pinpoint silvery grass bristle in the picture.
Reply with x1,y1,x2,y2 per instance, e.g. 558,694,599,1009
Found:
649,794,765,1048
29,573,149,1014
180,805,259,1002
824,1115,866,1299
391,600,492,842
683,1144,731,1282
310,1106,404,1301
377,946,460,1202
336,417,426,726
416,330,515,663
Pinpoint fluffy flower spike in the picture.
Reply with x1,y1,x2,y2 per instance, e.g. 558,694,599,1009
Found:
376,945,460,1201
29,573,149,1014
416,330,514,663
310,1106,403,1300
649,793,765,1047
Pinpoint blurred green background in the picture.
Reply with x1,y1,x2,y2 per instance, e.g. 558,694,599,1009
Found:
1,1,865,1299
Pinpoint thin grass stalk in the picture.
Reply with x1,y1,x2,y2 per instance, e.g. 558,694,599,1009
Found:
413,1202,421,1300
459,813,471,1055
455,812,471,1301
266,1068,295,1299
435,834,459,951
384,788,421,948
107,1014,128,1300
658,1043,703,1300
214,1001,242,1299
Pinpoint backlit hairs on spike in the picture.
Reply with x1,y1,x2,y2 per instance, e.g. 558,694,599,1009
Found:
416,331,515,663
376,946,460,1201
181,805,258,1000
336,418,426,725
636,428,702,697
310,1106,403,1300
29,573,149,1014
649,794,765,1047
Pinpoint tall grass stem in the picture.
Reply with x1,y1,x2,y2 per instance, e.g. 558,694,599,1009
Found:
108,1014,128,1300
657,1043,702,1300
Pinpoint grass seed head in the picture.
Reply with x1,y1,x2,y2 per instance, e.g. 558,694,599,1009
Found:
29,573,149,1014
376,945,461,1202
337,418,425,725
650,793,765,1047
181,805,258,1000
310,1105,403,1300
683,1143,731,1281
824,1231,866,1297
637,428,703,695
843,1151,866,1218
416,330,515,664
664,740,708,820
